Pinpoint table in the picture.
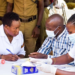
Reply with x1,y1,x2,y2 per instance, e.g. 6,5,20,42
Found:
0,59,53,75
0,59,75,75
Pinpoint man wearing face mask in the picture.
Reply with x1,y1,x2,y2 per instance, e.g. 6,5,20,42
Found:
29,14,74,59
30,14,75,75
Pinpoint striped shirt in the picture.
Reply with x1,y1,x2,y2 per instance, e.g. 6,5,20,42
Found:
38,28,74,58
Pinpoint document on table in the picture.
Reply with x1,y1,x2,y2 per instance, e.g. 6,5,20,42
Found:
53,64,75,72
5,58,29,64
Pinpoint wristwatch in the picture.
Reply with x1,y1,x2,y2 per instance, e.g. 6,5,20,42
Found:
0,54,3,59
36,25,40,29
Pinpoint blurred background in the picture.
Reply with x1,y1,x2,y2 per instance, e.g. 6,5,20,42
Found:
65,0,75,9
47,0,75,25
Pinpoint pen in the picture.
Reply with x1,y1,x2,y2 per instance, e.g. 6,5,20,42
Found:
6,49,14,55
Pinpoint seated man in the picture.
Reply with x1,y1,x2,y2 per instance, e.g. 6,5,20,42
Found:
29,14,73,59
30,14,75,75
0,12,25,61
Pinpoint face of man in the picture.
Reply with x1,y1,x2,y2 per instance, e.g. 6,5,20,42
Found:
46,18,61,35
66,22,75,34
5,20,20,37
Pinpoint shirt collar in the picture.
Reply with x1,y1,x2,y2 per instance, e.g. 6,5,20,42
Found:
0,25,6,36
0,24,19,40
13,34,20,40
56,27,67,40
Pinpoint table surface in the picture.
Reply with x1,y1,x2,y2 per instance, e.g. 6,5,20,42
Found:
0,64,54,75
0,59,75,75
0,59,53,75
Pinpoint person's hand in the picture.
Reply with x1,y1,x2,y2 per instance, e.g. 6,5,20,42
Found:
2,54,13,61
30,57,53,64
29,52,47,58
36,63,57,75
11,54,20,61
32,26,40,38
2,54,20,61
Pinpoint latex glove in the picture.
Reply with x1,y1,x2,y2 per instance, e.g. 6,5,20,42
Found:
29,57,53,64
36,63,57,75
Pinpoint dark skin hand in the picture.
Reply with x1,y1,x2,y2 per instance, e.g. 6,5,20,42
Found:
32,26,40,38
2,54,25,61
2,54,19,61
32,0,44,38
28,52,47,58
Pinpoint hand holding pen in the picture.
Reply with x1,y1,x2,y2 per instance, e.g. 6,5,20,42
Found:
1,49,20,61
6,49,20,61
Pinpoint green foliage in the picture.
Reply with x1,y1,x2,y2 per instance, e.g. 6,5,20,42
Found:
67,2,75,9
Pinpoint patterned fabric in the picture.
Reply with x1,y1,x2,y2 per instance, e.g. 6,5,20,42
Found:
38,28,74,58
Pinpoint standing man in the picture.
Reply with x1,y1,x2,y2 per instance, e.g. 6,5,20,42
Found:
6,0,44,57
36,0,50,50
0,0,7,25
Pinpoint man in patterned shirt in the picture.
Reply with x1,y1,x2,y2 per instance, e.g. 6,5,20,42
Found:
29,14,73,59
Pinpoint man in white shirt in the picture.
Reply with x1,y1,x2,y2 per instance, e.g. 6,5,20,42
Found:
0,12,25,61
30,14,75,75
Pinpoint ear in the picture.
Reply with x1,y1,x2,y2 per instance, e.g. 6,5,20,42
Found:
4,25,9,29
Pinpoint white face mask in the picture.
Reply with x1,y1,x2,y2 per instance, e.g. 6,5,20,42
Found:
46,26,59,38
46,30,55,37
68,33,75,43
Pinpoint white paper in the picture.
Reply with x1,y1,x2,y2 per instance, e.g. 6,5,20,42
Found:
53,64,75,72
5,58,28,64
21,61,34,66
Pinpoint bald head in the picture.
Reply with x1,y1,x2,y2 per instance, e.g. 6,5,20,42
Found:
47,14,63,27
46,14,64,37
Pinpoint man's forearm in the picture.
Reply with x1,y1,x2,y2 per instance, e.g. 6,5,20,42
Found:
56,69,75,75
52,53,74,65
37,0,44,26
7,2,13,13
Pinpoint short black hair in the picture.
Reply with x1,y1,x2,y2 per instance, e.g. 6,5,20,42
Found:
2,12,20,26
67,14,75,25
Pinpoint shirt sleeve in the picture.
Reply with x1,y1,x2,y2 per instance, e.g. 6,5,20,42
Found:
37,37,52,54
48,55,57,58
7,0,14,3
17,31,26,56
68,45,75,59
